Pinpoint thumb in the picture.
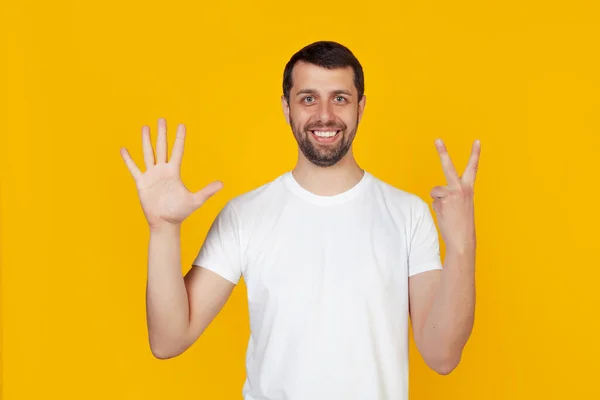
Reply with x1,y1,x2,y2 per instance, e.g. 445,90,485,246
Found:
192,180,224,210
432,199,442,216
430,185,450,200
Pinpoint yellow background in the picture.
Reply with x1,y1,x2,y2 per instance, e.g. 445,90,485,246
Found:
1,0,599,398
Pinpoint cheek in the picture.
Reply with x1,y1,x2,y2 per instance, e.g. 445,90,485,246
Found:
292,111,312,130
340,106,359,123
341,114,358,130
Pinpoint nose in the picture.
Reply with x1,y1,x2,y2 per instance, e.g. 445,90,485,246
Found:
317,101,335,123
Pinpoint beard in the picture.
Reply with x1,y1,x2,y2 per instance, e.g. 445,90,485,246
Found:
290,113,359,167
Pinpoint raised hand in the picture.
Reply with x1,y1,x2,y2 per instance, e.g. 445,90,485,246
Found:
120,118,224,232
430,139,481,256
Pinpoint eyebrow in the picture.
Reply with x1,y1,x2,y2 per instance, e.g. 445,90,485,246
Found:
295,89,353,97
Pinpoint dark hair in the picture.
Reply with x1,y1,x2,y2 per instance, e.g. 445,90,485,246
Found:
282,41,365,103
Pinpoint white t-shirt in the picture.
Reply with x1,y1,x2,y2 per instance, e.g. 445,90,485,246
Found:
193,170,443,400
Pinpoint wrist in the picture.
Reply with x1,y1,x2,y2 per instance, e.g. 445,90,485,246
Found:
149,221,181,235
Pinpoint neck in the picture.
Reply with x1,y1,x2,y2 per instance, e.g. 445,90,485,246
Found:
291,148,365,196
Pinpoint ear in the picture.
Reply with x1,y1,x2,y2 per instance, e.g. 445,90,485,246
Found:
281,95,290,125
357,95,366,124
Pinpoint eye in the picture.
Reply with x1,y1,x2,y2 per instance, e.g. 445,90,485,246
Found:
303,96,315,104
334,96,346,103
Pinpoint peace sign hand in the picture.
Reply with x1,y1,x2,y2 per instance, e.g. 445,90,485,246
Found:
430,139,481,256
120,118,224,232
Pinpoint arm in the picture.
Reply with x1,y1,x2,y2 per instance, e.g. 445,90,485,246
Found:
120,118,237,360
409,138,480,374
146,223,235,359
409,251,475,375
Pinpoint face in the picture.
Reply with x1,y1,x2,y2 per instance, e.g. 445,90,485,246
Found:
282,61,366,167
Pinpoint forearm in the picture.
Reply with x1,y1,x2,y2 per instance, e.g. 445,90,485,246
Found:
420,250,476,371
146,223,190,357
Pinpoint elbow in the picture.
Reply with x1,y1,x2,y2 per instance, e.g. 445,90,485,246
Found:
150,346,180,360
433,361,458,375
430,352,462,375
149,341,180,360
148,335,187,360
420,344,462,375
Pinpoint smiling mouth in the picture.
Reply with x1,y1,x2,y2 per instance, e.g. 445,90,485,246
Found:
310,130,341,143
310,130,340,137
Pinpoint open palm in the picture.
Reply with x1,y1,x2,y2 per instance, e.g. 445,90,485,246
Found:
120,118,223,231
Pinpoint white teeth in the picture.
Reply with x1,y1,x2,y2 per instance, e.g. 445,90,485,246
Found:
313,131,338,137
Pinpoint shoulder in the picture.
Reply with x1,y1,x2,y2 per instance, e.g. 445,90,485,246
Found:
366,173,435,240
367,172,429,214
223,172,289,218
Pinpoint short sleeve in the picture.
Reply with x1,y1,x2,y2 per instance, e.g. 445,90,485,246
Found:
408,198,443,277
192,202,243,284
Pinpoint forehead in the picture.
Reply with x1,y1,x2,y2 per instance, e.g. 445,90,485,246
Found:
291,61,356,95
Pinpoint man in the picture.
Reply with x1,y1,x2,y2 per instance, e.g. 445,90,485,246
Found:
120,40,480,400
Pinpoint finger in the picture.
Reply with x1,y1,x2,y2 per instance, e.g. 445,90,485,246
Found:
430,185,450,199
461,140,481,185
141,125,154,170
156,118,168,164
120,147,142,180
192,181,224,210
170,124,186,167
435,139,461,188
432,198,441,214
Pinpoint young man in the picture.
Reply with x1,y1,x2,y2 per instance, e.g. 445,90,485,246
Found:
120,41,480,400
